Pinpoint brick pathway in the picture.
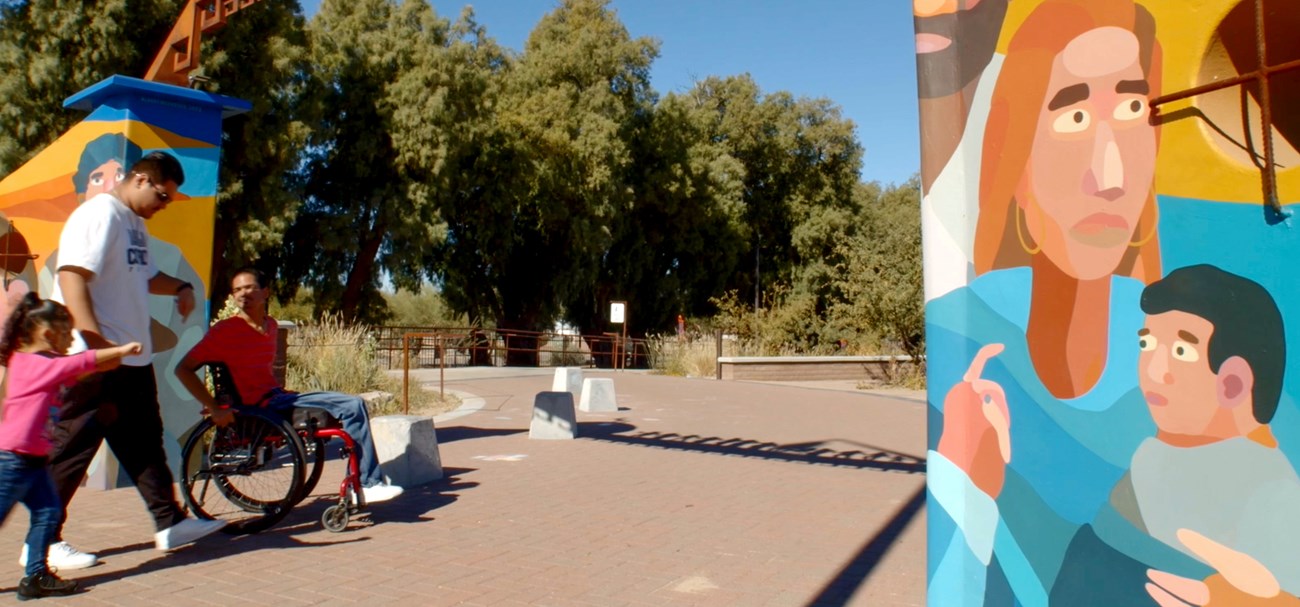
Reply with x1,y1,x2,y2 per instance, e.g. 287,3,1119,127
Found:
0,370,927,606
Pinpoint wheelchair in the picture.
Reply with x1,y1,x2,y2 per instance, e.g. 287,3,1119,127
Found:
178,363,366,533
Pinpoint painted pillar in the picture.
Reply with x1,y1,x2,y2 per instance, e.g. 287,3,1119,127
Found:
917,0,1300,604
0,75,249,488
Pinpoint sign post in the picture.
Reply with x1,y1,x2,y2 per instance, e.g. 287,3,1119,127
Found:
610,301,627,370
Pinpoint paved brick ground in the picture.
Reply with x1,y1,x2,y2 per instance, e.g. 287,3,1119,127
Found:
0,370,927,606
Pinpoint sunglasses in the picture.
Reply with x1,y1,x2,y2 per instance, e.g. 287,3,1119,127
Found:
133,172,171,203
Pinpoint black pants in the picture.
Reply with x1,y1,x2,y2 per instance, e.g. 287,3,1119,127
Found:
48,364,185,538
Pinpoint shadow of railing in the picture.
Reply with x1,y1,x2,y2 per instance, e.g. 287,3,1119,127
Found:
579,423,925,474
805,484,927,606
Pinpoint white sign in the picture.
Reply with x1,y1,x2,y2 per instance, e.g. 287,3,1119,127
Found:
610,302,626,324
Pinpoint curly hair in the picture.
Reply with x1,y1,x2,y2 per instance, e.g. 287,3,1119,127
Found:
0,293,71,364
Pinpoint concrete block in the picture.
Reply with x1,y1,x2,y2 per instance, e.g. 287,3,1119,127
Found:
372,415,443,486
579,378,617,412
530,391,577,440
551,367,583,401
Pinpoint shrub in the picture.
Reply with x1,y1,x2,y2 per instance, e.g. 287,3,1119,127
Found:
285,314,459,417
646,335,718,378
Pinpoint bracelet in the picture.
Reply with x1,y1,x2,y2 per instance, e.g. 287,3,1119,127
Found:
176,281,194,294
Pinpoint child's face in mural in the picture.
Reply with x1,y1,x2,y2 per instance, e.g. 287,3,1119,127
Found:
85,159,125,198
1020,26,1156,280
1138,310,1221,437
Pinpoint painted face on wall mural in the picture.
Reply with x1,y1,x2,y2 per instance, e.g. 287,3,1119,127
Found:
1138,310,1221,437
1020,26,1157,280
913,0,1010,99
85,159,125,197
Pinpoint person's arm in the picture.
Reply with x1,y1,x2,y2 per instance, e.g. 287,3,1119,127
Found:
57,266,113,350
92,342,142,372
147,272,195,321
173,346,235,427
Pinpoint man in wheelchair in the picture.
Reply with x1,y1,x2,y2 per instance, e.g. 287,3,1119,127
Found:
174,268,403,505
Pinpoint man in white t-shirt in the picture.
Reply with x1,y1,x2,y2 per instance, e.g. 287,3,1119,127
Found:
25,152,225,570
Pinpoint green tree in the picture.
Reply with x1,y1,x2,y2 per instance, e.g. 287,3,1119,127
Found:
834,177,924,359
0,0,183,175
681,75,863,348
279,0,475,322
570,90,747,340
435,0,658,364
194,1,313,311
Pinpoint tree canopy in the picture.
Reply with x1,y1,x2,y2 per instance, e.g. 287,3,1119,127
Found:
0,0,924,358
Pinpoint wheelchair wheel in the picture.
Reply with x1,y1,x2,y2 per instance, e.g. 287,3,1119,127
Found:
180,411,305,535
294,436,326,504
321,503,349,533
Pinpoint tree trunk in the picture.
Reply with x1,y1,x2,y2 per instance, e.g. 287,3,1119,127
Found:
340,226,385,320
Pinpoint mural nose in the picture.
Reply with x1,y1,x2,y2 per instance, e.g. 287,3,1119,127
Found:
1088,122,1125,200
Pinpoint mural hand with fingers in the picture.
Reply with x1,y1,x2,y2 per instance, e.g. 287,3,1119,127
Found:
938,343,1011,498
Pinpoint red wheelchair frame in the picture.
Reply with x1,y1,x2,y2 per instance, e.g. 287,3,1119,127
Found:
182,362,369,533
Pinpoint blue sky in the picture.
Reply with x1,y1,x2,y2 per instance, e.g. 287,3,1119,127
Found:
298,0,919,186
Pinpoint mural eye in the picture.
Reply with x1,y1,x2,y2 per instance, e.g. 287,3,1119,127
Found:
1052,108,1091,133
1138,335,1156,351
89,172,104,186
1171,341,1200,363
1114,98,1148,121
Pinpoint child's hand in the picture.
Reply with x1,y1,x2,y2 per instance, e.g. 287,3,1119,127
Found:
123,342,143,355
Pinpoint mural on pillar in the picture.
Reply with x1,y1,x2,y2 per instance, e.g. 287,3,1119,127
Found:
918,0,1300,604
0,81,238,480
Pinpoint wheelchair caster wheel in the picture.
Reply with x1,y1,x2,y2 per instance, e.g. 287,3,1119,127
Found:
322,504,349,532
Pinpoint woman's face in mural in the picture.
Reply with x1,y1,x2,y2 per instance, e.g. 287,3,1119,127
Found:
1021,26,1156,280
85,159,125,198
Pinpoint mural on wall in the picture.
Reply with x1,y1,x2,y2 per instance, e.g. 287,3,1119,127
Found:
918,0,1300,604
0,77,246,484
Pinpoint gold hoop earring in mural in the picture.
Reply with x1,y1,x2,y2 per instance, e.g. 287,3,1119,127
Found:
1128,204,1158,247
1016,203,1042,255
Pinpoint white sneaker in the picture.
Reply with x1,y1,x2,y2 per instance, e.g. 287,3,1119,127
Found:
18,541,98,570
360,483,403,504
154,518,227,551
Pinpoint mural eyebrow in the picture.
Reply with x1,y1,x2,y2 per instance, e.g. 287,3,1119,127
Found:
1138,328,1151,336
1177,330,1200,344
1047,83,1090,111
1116,79,1149,95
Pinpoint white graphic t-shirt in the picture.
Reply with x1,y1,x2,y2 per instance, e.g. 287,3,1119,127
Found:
52,192,157,366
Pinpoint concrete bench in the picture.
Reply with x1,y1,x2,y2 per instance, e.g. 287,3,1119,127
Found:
530,391,577,440
579,378,617,412
372,415,443,486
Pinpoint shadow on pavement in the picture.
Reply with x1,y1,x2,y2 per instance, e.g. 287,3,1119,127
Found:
436,426,526,443
806,484,927,606
579,423,925,473
68,468,477,590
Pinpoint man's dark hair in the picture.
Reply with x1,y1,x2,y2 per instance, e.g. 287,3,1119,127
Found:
129,151,185,187
73,134,142,194
232,266,268,289
1141,264,1286,423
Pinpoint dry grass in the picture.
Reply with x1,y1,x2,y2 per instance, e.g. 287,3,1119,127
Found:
646,336,719,378
286,315,459,417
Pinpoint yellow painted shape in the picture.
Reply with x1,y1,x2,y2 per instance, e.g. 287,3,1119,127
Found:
149,196,216,294
6,218,62,267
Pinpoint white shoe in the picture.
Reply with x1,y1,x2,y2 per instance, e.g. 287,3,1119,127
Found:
154,518,227,551
360,483,403,504
18,541,98,570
